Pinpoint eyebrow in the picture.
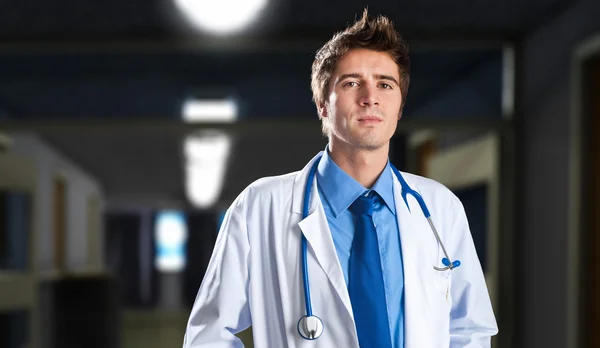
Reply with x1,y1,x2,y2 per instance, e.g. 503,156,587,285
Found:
337,73,400,87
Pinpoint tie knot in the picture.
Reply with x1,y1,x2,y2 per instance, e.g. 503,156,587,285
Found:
349,193,378,216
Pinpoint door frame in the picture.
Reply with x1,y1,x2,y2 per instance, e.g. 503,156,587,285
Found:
424,133,500,310
570,33,600,348
0,151,38,348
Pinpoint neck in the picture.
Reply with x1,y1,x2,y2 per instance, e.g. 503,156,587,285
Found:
328,140,390,189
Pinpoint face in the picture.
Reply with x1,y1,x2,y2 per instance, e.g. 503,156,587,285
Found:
319,48,403,152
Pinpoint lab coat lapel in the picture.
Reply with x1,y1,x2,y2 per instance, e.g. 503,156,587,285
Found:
292,153,355,324
393,173,437,348
297,184,355,323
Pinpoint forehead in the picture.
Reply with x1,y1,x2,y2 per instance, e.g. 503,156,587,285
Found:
332,48,399,79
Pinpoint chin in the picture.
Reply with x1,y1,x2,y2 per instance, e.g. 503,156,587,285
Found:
349,130,389,148
352,137,387,151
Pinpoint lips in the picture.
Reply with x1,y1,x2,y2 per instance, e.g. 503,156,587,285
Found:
357,116,382,122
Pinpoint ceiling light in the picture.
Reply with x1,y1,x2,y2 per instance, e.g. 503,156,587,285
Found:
182,98,238,123
184,131,232,208
173,0,268,36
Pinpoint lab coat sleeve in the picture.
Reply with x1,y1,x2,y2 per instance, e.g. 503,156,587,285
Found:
448,193,499,348
183,205,252,348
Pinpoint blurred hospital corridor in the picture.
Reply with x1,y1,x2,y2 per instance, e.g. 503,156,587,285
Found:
2,0,600,347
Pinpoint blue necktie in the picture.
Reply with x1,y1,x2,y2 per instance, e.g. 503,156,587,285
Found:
348,193,392,348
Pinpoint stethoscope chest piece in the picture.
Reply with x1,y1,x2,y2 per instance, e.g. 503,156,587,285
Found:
297,315,324,340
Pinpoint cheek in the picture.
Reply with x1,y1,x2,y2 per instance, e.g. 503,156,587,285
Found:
387,102,402,118
331,99,351,121
386,93,403,111
332,97,345,113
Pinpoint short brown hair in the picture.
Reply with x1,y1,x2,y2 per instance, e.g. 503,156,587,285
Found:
311,9,411,126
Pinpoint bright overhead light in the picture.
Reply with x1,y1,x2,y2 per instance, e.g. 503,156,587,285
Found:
182,99,238,123
184,131,232,209
173,0,268,35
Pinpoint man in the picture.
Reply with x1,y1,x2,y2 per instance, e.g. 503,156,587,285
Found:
183,9,498,348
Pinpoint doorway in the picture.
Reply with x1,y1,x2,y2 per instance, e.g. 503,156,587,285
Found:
580,54,600,348
53,176,66,271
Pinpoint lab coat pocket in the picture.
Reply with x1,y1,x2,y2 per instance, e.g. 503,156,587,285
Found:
431,271,452,307
429,270,452,346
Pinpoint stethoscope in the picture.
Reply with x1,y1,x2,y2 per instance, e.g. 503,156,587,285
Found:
297,153,461,340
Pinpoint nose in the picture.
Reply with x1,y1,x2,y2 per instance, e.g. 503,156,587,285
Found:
358,84,379,107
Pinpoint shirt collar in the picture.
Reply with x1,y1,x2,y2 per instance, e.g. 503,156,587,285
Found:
316,146,396,217
370,160,396,215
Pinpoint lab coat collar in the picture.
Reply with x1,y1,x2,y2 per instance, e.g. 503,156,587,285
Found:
292,152,323,215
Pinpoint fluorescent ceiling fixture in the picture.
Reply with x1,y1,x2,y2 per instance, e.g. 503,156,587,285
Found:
182,99,238,123
184,131,232,208
155,211,188,272
173,0,268,35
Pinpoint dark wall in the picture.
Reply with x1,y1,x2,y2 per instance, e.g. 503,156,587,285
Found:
105,212,159,307
183,211,219,307
520,0,600,347
39,276,119,348
104,209,220,309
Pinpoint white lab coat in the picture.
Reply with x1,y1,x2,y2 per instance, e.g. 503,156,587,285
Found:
183,152,498,348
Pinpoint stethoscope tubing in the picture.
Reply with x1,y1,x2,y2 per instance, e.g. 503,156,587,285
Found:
299,153,460,337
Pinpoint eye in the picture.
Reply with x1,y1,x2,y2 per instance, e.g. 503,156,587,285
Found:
343,81,359,88
379,83,393,89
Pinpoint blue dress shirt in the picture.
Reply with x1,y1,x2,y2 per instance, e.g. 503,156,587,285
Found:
316,148,405,348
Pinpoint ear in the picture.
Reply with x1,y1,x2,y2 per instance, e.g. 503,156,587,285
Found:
317,101,328,119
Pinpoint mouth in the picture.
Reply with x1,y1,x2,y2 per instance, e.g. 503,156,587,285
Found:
357,116,383,123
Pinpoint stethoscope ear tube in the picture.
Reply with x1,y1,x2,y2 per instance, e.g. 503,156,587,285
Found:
390,163,460,271
298,155,323,340
301,154,321,317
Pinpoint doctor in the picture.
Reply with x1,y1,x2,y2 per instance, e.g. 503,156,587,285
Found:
183,9,498,348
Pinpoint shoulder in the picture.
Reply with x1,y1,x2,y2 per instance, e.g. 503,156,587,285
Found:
400,171,451,194
397,172,471,235
247,171,299,199
228,170,300,213
398,171,463,210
